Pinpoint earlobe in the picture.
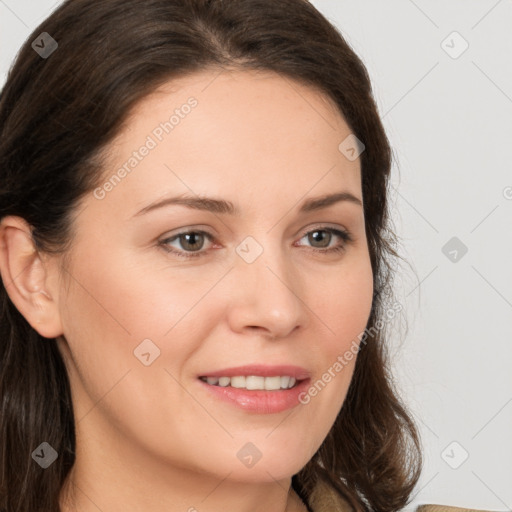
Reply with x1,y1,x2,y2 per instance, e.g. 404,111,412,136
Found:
0,216,64,338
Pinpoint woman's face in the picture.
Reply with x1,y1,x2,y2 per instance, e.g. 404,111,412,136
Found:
53,69,373,484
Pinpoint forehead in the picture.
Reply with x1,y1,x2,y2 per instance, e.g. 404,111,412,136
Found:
93,68,362,216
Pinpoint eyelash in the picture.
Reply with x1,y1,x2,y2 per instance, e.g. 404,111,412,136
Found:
159,227,353,260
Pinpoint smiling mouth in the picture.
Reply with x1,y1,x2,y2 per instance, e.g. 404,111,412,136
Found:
198,375,300,390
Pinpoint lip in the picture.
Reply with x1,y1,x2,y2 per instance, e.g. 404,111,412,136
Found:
197,364,311,380
197,376,311,414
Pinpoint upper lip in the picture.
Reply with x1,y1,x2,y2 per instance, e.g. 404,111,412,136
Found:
198,364,311,380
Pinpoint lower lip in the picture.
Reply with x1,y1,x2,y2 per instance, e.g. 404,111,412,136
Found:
198,378,311,414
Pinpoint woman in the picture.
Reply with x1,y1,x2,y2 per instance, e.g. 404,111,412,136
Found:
0,0,496,511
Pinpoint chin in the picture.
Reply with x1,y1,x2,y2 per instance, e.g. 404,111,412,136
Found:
227,449,312,483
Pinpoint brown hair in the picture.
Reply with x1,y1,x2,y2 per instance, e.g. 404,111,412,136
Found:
0,0,422,510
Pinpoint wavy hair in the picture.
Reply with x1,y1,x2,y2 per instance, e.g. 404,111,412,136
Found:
0,0,422,510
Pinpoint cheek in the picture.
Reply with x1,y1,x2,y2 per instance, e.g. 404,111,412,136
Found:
311,254,374,353
61,246,215,343
57,250,217,459
57,247,228,410
57,251,176,407
298,254,373,431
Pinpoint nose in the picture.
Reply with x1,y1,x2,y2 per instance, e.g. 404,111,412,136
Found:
225,242,308,340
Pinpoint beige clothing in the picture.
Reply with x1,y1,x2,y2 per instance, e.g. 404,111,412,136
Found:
308,475,502,512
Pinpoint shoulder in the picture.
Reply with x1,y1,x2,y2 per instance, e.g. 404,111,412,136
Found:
416,506,503,512
308,474,350,511
308,476,499,512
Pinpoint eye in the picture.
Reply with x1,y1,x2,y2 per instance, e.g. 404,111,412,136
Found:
159,230,214,259
295,227,353,255
158,226,353,260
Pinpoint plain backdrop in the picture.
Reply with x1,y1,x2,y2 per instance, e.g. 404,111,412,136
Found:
1,1,511,510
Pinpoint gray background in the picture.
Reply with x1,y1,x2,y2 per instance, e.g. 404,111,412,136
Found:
1,0,511,510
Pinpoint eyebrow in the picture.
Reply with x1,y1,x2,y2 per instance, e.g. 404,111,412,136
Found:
132,191,363,218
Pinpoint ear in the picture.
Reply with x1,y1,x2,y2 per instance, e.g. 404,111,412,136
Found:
0,216,64,338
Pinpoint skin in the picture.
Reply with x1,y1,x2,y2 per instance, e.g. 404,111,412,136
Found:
0,68,373,512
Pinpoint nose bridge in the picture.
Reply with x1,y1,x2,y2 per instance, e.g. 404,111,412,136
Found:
227,234,305,337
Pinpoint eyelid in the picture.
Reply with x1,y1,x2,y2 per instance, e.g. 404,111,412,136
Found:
296,222,351,238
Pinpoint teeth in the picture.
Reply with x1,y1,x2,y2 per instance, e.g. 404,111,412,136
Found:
200,375,298,390
246,376,264,389
218,377,230,386
264,376,282,390
230,376,246,388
